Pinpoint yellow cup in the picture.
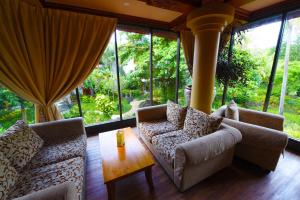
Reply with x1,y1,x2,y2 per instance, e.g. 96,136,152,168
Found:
116,130,125,147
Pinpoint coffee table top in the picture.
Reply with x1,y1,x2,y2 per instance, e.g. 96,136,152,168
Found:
99,127,155,183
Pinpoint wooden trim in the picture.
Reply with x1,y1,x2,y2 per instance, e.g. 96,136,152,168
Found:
235,8,250,21
250,0,300,22
139,0,194,13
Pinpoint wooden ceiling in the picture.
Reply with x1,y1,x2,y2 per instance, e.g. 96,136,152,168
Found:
42,0,300,31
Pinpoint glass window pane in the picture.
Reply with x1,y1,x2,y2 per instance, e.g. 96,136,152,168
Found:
117,30,150,119
153,35,177,104
80,33,120,125
225,20,282,111
56,89,80,119
0,85,34,134
270,12,300,139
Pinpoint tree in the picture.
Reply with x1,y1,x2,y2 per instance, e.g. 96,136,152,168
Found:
216,47,258,105
95,94,115,118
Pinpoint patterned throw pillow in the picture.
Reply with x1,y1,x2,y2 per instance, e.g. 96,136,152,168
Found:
0,120,44,170
225,100,239,121
184,107,223,137
0,152,18,200
166,100,187,128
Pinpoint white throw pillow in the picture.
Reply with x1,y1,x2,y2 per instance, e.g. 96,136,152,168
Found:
0,120,44,170
225,100,239,121
0,152,18,199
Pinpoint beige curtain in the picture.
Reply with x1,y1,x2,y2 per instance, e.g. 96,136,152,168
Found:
0,0,117,122
180,30,194,76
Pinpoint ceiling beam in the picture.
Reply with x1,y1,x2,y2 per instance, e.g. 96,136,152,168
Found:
225,0,255,8
138,0,194,13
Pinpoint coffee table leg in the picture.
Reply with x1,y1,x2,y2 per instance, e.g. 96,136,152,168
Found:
145,167,154,190
106,182,115,200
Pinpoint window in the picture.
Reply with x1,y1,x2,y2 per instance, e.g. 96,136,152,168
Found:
56,89,80,119
117,30,151,119
0,85,34,134
152,34,177,104
227,19,282,111
79,33,120,125
270,11,300,139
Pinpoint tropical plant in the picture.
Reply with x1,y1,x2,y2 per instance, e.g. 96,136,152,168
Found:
95,94,115,118
216,46,259,105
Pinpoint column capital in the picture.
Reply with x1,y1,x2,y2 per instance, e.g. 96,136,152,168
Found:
187,3,235,34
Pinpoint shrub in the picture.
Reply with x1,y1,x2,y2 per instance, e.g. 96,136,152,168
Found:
95,94,115,118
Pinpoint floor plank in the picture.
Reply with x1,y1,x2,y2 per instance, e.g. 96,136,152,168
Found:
86,130,300,200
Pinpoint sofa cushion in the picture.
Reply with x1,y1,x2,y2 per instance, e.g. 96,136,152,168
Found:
166,100,187,128
139,120,179,143
152,130,194,166
0,120,44,171
184,107,223,138
0,152,18,200
8,157,84,200
26,134,86,169
225,100,239,121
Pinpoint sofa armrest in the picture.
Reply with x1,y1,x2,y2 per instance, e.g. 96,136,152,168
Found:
30,117,86,144
211,105,226,117
223,118,288,150
239,108,284,131
174,124,242,181
13,182,77,200
136,104,167,123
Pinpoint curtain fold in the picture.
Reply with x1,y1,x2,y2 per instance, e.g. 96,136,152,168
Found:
0,0,117,122
180,30,194,76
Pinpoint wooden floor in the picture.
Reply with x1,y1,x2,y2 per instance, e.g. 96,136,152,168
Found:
86,130,300,200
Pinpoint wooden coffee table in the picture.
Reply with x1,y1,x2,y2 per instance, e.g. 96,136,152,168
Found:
99,127,155,200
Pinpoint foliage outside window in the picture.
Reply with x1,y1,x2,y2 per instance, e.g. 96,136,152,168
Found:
152,35,177,104
270,15,300,139
213,17,300,140
117,31,150,119
0,85,34,134
79,33,121,125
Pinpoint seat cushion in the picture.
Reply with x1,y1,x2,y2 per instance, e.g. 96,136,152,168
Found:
139,120,179,143
26,134,86,169
8,157,84,200
0,120,44,171
0,152,18,200
184,107,223,138
166,100,187,128
151,130,194,166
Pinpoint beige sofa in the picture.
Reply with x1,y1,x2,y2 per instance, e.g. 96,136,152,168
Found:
213,105,288,171
136,105,242,192
9,117,87,200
